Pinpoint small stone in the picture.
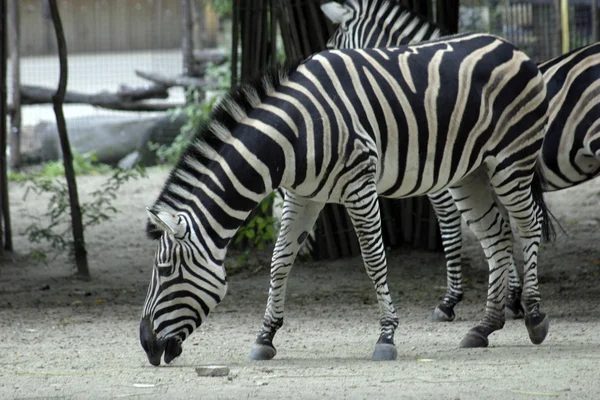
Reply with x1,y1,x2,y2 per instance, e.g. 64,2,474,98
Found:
195,365,230,377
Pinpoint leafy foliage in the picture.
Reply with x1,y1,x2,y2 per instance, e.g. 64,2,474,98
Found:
206,0,232,17
150,61,232,165
234,193,276,250
9,152,113,182
21,164,147,264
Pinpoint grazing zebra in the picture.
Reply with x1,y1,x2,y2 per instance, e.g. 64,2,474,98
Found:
139,33,551,366
320,0,600,323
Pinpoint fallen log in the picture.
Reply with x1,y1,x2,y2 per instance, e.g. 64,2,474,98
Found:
9,84,182,112
135,70,222,89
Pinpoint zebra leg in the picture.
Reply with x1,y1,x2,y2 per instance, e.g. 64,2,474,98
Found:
249,193,325,361
428,190,464,323
493,197,524,320
344,181,399,361
447,170,514,348
490,175,549,345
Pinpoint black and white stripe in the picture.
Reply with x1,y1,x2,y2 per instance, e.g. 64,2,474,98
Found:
317,0,599,324
320,0,441,49
139,33,551,365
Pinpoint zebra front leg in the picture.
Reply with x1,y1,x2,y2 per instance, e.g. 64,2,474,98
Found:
428,190,464,322
344,181,399,361
448,170,514,348
249,193,325,361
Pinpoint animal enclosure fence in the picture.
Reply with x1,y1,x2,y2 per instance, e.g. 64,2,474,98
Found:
462,0,600,62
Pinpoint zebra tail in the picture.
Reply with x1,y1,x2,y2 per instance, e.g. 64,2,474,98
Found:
531,164,557,243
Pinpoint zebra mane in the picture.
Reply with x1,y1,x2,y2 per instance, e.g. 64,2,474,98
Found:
348,0,440,29
335,0,444,46
146,58,305,240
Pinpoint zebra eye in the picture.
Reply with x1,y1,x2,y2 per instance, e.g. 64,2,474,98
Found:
156,263,174,277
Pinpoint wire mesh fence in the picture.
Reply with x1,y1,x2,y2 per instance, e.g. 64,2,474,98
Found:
7,0,226,166
460,0,599,62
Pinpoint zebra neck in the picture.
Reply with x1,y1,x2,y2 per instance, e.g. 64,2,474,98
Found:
157,137,280,261
352,0,441,47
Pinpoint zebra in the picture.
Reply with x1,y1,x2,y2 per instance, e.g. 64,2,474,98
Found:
272,0,443,257
139,33,552,366
319,0,600,323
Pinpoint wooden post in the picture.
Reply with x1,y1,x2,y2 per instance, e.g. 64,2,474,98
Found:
592,0,598,42
7,0,20,169
436,0,460,34
48,0,90,279
0,0,9,252
560,0,569,54
181,0,195,76
192,0,205,50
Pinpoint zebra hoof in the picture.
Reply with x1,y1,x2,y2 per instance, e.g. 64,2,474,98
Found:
505,300,525,320
371,343,398,361
459,329,489,348
433,304,455,322
249,344,277,361
526,312,549,345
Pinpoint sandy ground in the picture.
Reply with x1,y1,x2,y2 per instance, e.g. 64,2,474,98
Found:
1,167,599,399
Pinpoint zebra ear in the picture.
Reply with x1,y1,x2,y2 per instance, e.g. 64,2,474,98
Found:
320,1,353,24
146,208,186,238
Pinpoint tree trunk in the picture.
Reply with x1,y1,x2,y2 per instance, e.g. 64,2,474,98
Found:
436,0,460,34
593,0,598,43
0,0,8,252
48,0,90,279
8,0,20,169
181,0,195,76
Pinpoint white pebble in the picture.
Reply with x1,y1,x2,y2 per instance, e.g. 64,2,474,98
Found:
195,365,230,377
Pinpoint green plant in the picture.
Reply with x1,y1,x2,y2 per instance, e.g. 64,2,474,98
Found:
22,164,147,264
206,0,232,17
234,192,276,249
233,193,277,265
9,151,112,182
150,61,231,165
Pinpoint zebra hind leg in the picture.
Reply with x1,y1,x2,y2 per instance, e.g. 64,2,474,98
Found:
448,169,515,348
344,180,399,361
428,190,464,323
249,194,325,361
491,169,550,345
492,194,524,320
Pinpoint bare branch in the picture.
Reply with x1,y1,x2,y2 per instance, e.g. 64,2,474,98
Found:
48,0,90,279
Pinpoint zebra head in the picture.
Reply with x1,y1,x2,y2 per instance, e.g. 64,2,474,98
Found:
140,208,228,366
320,0,441,49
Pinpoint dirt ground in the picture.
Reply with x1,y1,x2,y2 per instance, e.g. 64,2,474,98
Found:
1,167,599,399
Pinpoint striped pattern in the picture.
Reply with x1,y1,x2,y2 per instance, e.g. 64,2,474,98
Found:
325,0,441,49
538,42,600,190
320,0,600,323
139,33,550,365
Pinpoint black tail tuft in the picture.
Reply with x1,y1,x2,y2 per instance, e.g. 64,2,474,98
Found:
531,164,556,243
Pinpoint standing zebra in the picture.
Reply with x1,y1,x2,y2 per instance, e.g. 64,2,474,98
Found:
320,0,600,323
139,33,551,366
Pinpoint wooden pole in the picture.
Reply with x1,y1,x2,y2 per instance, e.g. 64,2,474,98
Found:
592,0,598,42
0,0,9,252
192,0,205,51
181,0,195,76
560,0,569,54
48,0,90,279
7,0,20,169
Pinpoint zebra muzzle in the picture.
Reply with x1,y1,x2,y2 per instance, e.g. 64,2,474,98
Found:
140,316,182,366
